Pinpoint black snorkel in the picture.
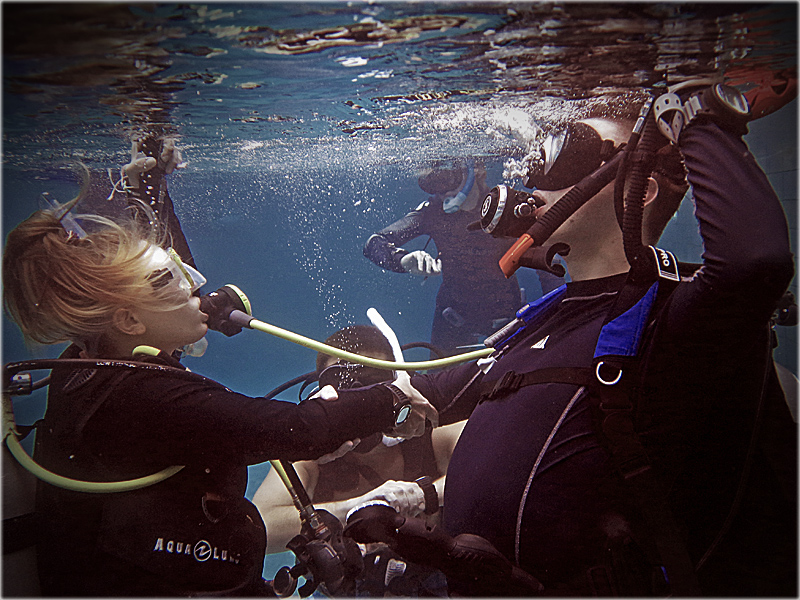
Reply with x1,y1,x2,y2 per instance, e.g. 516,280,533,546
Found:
485,149,625,277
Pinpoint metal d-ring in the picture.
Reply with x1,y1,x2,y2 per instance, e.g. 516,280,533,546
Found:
595,361,622,386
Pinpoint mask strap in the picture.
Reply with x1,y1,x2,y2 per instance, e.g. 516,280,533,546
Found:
442,161,476,213
599,139,618,162
40,192,88,240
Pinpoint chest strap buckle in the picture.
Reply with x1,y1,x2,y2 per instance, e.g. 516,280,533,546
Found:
482,370,524,403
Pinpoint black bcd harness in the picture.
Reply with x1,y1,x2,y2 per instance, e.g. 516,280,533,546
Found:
477,246,790,596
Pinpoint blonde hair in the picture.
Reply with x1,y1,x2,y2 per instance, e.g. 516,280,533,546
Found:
3,168,185,347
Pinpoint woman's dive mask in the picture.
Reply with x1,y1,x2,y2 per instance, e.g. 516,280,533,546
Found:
145,245,207,296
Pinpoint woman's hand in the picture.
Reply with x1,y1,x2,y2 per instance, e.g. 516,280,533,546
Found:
391,370,439,439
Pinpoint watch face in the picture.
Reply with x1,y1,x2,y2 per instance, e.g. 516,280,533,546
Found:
395,403,411,425
714,84,749,115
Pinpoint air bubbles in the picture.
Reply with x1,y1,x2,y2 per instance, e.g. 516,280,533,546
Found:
338,56,369,67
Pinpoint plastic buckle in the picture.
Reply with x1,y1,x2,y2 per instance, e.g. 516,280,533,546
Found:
483,370,523,402
654,93,685,144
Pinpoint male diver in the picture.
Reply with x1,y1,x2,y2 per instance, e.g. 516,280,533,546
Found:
255,324,465,596
352,88,796,596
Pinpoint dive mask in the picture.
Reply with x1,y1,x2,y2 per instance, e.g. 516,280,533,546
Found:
524,122,618,191
317,361,395,390
145,245,207,295
442,161,476,214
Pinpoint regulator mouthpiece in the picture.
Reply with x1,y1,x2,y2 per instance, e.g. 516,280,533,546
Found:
479,185,544,238
199,284,252,337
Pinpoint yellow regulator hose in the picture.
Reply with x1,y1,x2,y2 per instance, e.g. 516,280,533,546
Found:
240,312,493,370
2,392,183,493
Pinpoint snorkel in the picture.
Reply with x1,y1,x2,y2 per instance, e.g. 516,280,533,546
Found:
442,161,475,214
495,147,626,278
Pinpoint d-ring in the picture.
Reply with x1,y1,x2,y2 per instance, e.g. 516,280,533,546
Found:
595,361,622,386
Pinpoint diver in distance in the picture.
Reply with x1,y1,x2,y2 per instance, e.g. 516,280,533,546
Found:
351,87,797,596
255,324,466,597
363,159,537,357
1,147,438,596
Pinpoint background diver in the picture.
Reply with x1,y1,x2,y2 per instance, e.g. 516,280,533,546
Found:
363,159,530,357
255,324,466,596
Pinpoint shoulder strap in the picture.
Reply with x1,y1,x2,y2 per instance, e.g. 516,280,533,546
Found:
481,247,702,594
592,248,702,595
484,284,567,352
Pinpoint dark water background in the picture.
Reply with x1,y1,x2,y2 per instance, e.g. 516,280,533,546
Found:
3,2,797,583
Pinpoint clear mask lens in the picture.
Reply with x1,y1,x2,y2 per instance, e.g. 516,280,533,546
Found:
542,129,567,176
146,245,207,295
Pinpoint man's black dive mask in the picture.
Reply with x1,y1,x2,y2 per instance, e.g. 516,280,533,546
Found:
524,122,618,191
317,361,394,390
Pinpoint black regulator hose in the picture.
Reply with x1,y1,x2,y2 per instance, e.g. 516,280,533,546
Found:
532,151,624,246
499,151,625,277
620,103,661,276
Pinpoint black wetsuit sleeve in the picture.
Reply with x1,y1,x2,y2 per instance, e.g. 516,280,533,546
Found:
670,120,794,320
158,186,195,268
363,201,430,272
88,374,396,465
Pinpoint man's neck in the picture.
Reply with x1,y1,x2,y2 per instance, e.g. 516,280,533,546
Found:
563,240,631,282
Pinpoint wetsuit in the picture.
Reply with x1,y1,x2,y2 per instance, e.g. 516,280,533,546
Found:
364,198,522,355
34,346,397,596
411,122,796,595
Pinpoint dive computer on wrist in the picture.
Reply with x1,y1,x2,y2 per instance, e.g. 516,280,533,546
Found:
383,383,412,427
655,81,750,144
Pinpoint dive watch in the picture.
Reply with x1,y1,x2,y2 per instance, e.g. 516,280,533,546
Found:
383,383,412,427
655,80,750,144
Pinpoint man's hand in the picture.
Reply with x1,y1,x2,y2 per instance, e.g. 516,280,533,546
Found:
349,480,426,518
316,438,361,465
400,250,442,276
